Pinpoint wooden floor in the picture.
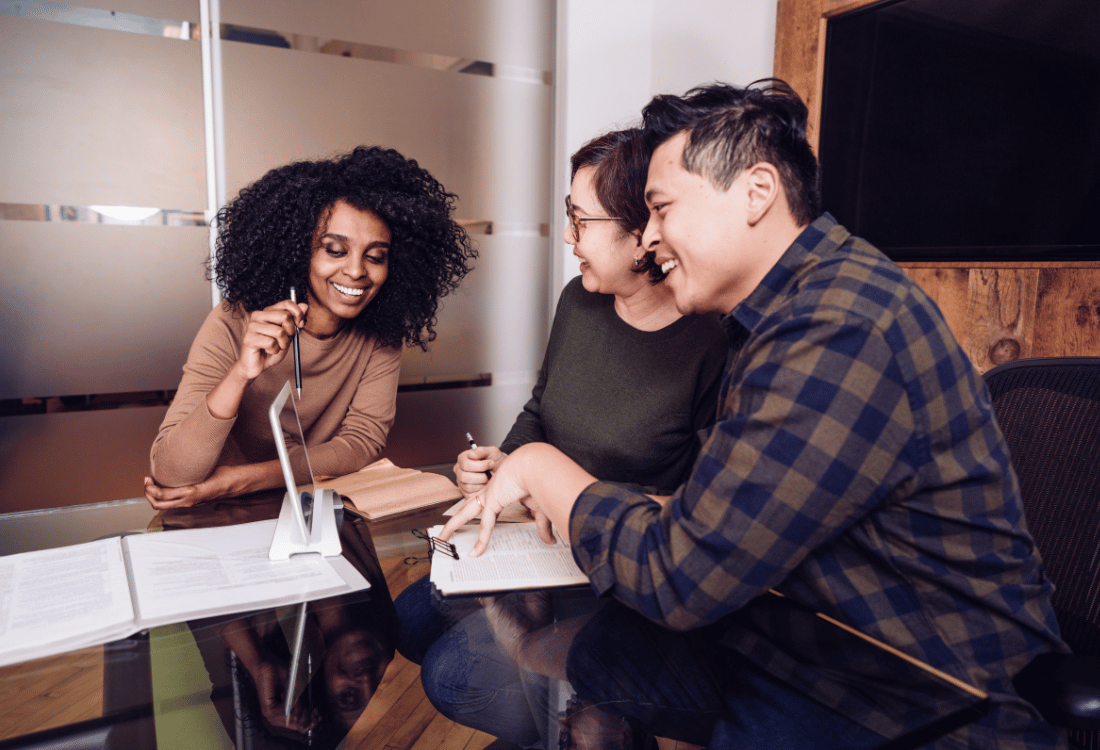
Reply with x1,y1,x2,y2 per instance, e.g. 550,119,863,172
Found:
0,550,700,750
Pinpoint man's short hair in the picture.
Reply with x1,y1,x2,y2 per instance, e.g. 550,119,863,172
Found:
642,79,821,226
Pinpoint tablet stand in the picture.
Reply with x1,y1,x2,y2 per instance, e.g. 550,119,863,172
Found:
269,487,342,559
267,381,343,559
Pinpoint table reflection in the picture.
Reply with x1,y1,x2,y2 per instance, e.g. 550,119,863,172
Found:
145,493,398,749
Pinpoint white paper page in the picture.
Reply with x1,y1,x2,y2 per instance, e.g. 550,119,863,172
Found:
0,538,135,667
428,523,588,595
125,520,366,626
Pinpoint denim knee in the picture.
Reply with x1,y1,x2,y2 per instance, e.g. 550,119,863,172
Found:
393,576,472,665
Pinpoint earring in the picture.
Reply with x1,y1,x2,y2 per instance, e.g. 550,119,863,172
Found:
633,257,641,268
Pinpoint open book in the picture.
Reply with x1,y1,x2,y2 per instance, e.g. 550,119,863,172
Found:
428,522,589,596
312,458,463,520
0,519,370,668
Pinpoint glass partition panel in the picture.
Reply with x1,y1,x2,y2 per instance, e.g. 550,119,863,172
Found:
0,13,206,209
222,0,552,71
399,233,549,384
66,0,197,19
0,222,212,398
221,41,552,225
0,407,169,511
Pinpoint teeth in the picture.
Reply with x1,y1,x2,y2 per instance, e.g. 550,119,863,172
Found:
333,283,364,297
660,259,679,273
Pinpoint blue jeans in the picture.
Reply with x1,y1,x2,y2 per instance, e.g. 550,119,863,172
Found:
397,578,887,749
566,601,889,750
395,577,545,747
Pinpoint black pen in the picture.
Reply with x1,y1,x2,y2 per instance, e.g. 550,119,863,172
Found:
289,287,302,399
465,431,492,479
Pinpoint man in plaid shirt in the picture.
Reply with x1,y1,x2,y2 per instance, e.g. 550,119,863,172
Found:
441,80,1066,749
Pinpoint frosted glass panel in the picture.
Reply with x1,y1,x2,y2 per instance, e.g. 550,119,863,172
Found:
0,222,212,399
223,0,552,71
384,381,535,469
0,14,206,208
68,0,197,21
399,233,549,382
0,407,168,512
222,42,552,223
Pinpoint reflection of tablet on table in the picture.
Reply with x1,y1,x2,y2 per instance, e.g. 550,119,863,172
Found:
267,380,346,719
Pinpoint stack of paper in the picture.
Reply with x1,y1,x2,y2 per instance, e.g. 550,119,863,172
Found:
0,519,369,667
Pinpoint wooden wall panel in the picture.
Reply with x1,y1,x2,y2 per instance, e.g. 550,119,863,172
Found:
1033,268,1100,358
774,0,826,144
965,269,1039,371
903,267,969,339
775,0,1100,371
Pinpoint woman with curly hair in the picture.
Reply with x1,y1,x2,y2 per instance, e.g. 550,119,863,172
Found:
145,146,475,509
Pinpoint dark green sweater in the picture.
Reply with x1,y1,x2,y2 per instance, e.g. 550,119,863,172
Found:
500,277,727,495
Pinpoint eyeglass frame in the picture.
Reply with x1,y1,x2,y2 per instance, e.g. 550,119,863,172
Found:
565,196,622,239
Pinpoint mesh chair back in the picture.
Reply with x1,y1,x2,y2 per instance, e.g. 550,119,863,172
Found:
985,357,1100,749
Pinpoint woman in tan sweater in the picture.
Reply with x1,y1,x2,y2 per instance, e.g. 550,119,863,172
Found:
145,147,475,509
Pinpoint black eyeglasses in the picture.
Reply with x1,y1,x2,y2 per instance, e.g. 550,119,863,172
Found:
565,196,621,239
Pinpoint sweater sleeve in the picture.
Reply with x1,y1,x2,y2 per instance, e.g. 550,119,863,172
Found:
500,279,576,453
149,305,242,487
499,352,549,454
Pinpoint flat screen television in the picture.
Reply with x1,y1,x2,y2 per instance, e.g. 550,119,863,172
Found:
818,0,1100,262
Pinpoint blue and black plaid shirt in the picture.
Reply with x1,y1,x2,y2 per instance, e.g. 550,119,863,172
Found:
570,214,1067,749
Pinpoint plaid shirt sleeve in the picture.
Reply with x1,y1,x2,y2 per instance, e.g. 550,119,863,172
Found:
570,305,917,630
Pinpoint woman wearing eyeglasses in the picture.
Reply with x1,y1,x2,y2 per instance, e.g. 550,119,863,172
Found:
456,128,726,503
393,129,728,749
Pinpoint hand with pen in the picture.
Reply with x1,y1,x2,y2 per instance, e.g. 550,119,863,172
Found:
453,438,507,496
228,296,308,389
143,293,307,510
201,293,307,427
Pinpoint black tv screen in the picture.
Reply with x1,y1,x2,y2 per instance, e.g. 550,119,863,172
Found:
819,0,1100,262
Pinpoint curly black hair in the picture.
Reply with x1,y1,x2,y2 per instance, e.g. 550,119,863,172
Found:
210,146,476,350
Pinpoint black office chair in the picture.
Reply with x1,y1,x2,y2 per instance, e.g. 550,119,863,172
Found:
984,357,1100,749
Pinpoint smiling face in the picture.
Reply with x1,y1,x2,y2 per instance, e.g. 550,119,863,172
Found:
642,132,761,316
306,200,390,336
567,166,642,297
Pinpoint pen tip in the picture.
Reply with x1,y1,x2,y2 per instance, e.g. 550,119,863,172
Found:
297,387,302,399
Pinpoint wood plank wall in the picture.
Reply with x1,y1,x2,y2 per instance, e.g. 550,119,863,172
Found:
773,0,1100,370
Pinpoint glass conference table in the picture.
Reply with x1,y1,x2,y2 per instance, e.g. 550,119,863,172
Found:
0,492,399,750
0,493,990,750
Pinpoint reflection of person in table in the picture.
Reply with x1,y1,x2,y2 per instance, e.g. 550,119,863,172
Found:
441,80,1068,750
209,593,394,746
479,593,650,750
393,129,728,748
144,146,475,509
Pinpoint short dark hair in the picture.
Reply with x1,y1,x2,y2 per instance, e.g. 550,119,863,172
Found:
211,146,475,350
570,129,664,282
641,79,821,226
570,128,650,236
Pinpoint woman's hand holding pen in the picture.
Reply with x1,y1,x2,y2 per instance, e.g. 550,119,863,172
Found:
454,445,507,495
205,299,307,422
236,300,308,381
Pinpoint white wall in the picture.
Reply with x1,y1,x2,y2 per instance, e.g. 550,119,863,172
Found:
552,0,776,296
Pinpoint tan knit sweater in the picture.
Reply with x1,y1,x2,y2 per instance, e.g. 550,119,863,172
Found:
150,302,401,487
